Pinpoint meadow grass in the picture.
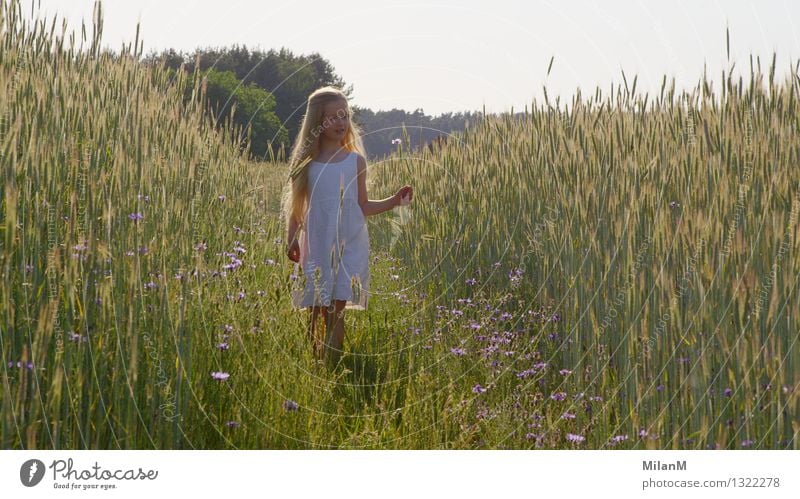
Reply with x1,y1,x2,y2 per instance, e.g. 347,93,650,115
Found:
1,0,797,449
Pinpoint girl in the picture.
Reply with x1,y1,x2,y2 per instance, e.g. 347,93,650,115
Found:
281,86,413,367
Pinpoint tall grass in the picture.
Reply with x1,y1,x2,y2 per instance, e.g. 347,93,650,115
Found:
370,49,800,449
1,0,797,449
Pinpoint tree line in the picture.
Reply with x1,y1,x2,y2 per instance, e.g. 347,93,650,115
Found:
142,45,484,161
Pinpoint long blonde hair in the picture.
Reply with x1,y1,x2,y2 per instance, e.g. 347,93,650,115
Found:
281,86,366,233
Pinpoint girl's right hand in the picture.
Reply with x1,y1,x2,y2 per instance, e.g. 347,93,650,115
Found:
395,185,413,207
287,239,300,263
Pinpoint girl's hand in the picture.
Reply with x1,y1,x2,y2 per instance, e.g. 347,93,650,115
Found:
287,239,300,263
394,185,413,207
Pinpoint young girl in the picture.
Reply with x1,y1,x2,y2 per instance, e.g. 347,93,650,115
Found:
282,86,413,366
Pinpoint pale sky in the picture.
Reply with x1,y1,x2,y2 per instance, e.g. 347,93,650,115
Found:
27,0,800,115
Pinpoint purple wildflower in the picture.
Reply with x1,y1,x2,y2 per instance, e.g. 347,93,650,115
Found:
472,384,487,394
723,387,733,397
566,433,585,443
550,392,567,401
507,267,524,286
283,399,299,411
211,371,230,381
222,255,243,271
128,212,144,222
609,434,628,445
68,332,86,343
7,360,34,370
450,347,466,356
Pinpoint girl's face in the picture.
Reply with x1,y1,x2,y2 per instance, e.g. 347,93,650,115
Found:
320,100,350,144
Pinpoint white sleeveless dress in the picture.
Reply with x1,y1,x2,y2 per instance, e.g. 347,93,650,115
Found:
291,151,370,310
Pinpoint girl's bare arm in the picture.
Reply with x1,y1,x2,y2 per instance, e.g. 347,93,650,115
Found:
357,154,399,217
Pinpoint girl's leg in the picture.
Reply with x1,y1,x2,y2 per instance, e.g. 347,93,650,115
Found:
323,300,347,366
